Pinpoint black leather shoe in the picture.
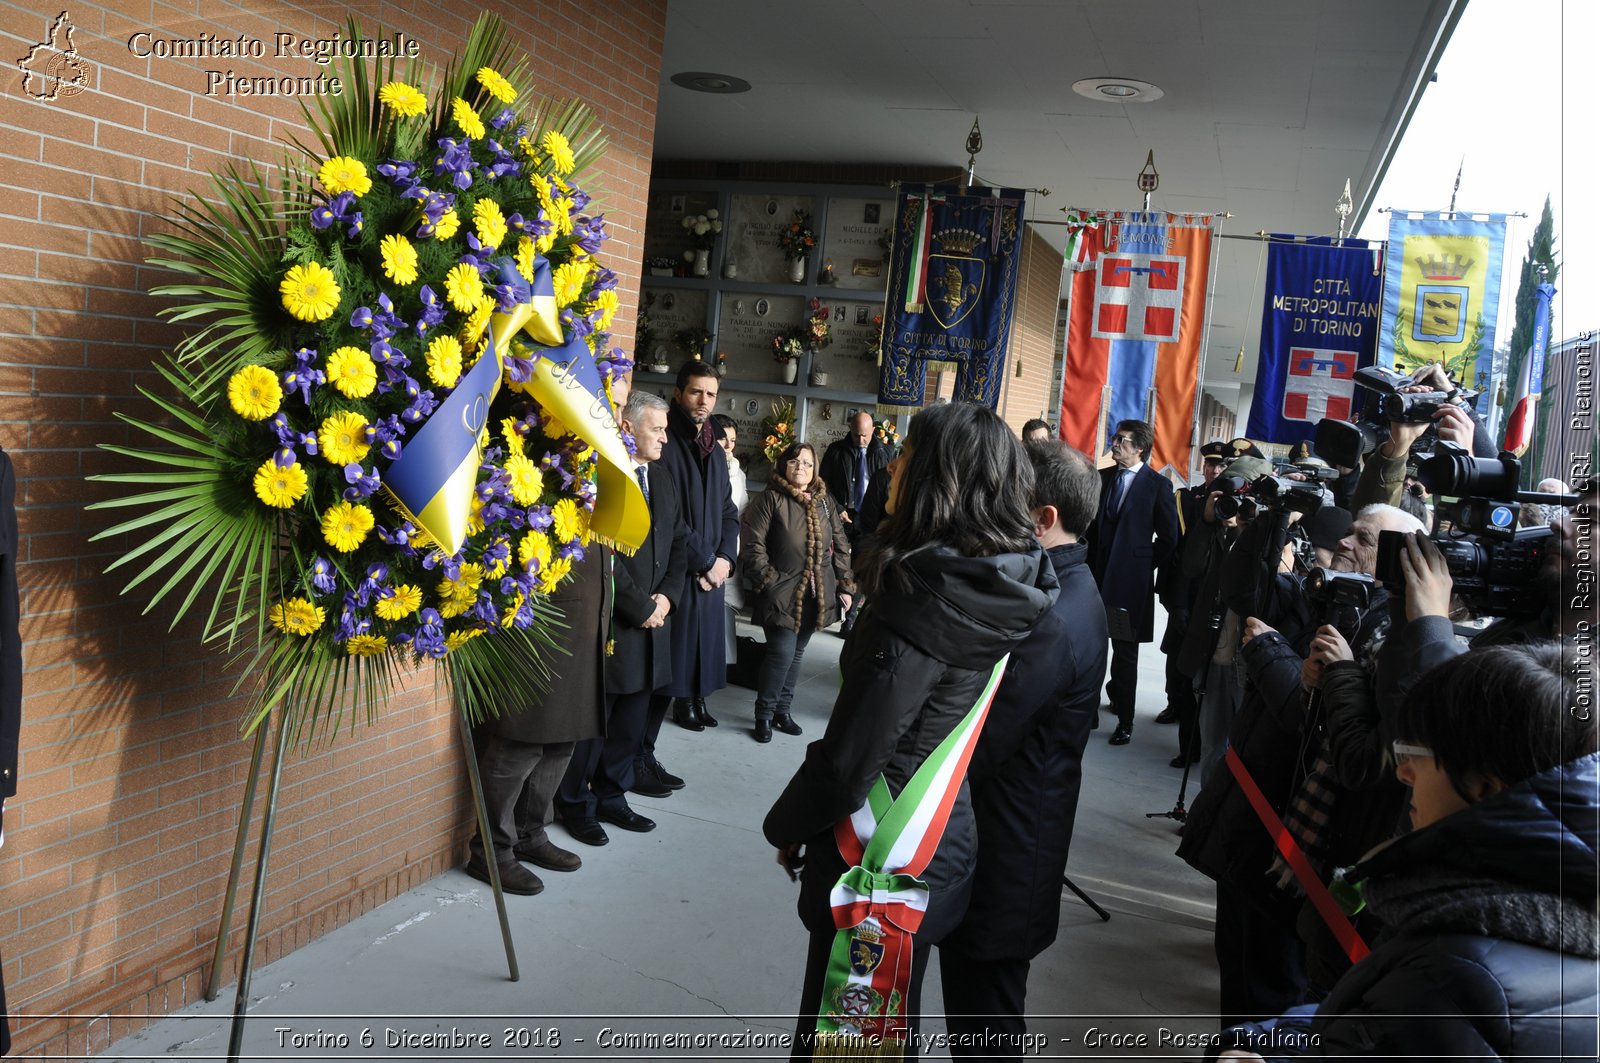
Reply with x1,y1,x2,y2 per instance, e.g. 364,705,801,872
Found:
514,840,582,872
696,697,718,727
772,712,803,736
672,698,704,732
597,804,656,833
1109,725,1133,746
465,856,544,895
630,772,672,798
1155,707,1180,724
564,816,610,847
753,718,772,743
649,758,685,790
1170,750,1201,768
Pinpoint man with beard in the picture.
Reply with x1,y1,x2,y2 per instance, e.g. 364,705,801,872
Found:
645,361,740,754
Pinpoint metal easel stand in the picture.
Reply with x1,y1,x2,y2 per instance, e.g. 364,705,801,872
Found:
203,706,519,1063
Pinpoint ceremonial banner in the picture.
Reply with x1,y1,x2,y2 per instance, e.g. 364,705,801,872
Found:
1503,280,1556,454
1059,211,1215,474
1245,237,1383,444
878,186,1025,412
1377,211,1508,390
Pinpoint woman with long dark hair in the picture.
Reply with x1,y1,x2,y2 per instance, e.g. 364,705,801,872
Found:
763,403,1057,1057
738,441,853,742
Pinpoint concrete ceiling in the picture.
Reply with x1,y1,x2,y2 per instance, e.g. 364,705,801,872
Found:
651,0,1461,396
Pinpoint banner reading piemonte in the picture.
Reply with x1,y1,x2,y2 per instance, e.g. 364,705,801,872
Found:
878,186,1026,413
1245,236,1383,445
1059,211,1215,475
1377,210,1508,390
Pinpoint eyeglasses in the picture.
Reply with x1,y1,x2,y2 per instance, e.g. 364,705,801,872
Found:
1391,741,1434,765
786,458,814,468
1112,434,1137,445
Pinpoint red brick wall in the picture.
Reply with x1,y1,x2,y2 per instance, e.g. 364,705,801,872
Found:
0,2,664,1056
997,228,1066,432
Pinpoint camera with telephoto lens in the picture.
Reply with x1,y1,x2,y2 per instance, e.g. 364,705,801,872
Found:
1371,441,1563,618
1353,364,1480,425
1252,474,1331,516
1212,474,1260,522
1305,566,1376,631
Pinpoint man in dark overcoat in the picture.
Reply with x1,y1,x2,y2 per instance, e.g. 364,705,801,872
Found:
938,440,1108,1052
647,361,739,742
466,544,609,895
818,410,890,634
556,391,686,843
1084,418,1179,746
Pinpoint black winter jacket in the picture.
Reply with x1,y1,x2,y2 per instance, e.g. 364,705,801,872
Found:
763,543,1057,935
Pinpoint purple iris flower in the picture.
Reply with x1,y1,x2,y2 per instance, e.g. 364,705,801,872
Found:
526,504,553,532
342,462,380,501
350,306,374,331
490,109,515,131
432,137,476,190
310,203,337,230
416,285,446,332
335,593,371,641
344,212,363,239
377,159,420,196
469,594,499,626
558,540,586,563
591,267,618,292
354,562,388,605
376,521,417,549
308,556,337,595
410,608,447,658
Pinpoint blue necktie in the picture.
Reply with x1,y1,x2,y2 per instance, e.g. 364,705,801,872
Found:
636,465,650,503
1110,469,1131,516
853,447,868,510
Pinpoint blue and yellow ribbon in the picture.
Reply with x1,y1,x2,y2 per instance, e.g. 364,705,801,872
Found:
385,256,647,557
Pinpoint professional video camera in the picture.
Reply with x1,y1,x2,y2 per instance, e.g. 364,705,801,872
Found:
1313,416,1382,470
1353,365,1481,424
1373,441,1572,618
1213,471,1332,521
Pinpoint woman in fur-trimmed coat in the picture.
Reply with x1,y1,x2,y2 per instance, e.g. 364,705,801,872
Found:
738,441,854,743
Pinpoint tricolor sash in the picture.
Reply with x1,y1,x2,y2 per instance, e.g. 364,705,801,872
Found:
815,655,1008,1058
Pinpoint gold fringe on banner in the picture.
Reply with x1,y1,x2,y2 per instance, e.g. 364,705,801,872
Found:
814,1033,906,1061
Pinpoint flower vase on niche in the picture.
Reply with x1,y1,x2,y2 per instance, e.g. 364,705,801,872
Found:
691,249,710,277
787,256,807,284
810,364,829,387
782,360,798,384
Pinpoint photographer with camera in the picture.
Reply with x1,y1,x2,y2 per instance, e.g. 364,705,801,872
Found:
1349,362,1492,514
1178,493,1423,1028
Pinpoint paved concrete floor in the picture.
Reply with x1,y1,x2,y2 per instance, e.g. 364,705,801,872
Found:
104,610,1223,1061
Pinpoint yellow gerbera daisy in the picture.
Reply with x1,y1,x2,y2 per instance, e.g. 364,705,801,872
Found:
533,230,557,255
551,497,582,543
514,235,537,282
550,200,574,238
375,583,422,620
321,500,375,553
269,597,325,636
451,97,486,140
541,130,576,175
500,592,525,628
227,364,282,420
459,302,492,348
575,506,593,546
551,260,590,308
541,412,571,439
377,81,427,117
445,627,485,651
325,346,376,399
537,555,572,594
473,198,508,251
253,459,308,508
379,233,418,285
504,452,542,505
319,410,372,466
436,563,484,618
501,416,527,456
345,634,389,656
444,262,485,313
279,261,341,322
519,530,552,572
475,66,516,103
425,334,464,389
317,155,372,196
433,208,461,241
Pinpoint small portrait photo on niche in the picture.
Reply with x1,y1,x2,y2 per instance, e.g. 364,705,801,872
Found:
855,305,870,325
731,298,745,315
863,203,880,224
754,298,770,318
659,292,676,311
834,305,846,322
669,194,686,213
765,199,779,217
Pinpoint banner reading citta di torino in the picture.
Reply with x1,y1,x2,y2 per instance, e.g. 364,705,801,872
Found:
1245,236,1383,445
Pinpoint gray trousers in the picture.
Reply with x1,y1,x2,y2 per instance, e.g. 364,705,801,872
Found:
470,734,576,863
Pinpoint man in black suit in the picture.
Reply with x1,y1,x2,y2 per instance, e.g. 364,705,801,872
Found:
1085,419,1179,746
818,410,890,633
555,391,686,845
938,440,1108,1052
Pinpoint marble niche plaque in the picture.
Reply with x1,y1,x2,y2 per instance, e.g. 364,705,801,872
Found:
716,385,786,482
822,196,893,292
716,291,806,384
806,401,883,458
810,298,883,394
642,189,718,272
728,193,818,286
638,286,710,365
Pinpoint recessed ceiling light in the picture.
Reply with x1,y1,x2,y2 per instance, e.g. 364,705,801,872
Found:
669,71,751,94
1072,77,1164,104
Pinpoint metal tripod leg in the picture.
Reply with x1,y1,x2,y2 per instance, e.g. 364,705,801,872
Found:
458,713,519,981
1062,874,1111,922
205,720,270,1002
226,706,290,1063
